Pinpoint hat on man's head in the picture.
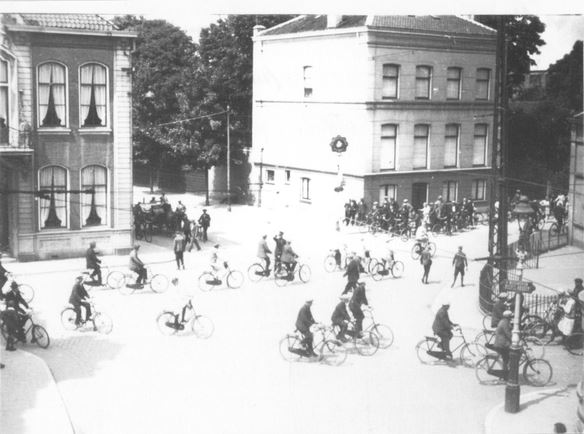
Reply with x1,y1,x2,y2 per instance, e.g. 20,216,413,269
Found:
339,294,350,301
503,310,513,317
575,278,583,285
214,244,220,248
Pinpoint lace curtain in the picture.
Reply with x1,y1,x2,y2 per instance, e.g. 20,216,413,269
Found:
38,63,66,127
39,166,67,229
80,64,107,127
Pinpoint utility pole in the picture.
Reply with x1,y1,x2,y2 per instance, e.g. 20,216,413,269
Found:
226,105,231,212
258,147,264,208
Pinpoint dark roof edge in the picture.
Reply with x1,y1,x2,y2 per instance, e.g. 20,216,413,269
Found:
4,23,137,38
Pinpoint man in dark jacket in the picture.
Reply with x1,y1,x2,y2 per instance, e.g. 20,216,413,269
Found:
331,294,351,341
491,293,509,328
451,246,468,287
85,241,102,285
432,302,458,357
342,253,361,294
296,299,317,356
1,300,20,350
273,232,286,273
350,282,369,334
69,275,91,326
0,253,9,294
198,209,211,242
493,310,513,377
3,281,29,342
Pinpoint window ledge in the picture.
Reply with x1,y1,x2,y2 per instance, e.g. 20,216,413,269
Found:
300,199,312,204
79,128,112,135
472,164,486,168
379,168,396,172
37,128,71,135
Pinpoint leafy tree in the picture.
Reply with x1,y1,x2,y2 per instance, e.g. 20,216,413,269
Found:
546,40,583,113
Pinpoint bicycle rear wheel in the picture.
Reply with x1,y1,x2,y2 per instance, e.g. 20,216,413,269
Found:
564,332,584,356
367,258,378,274
107,271,126,290
323,256,337,273
279,335,303,362
474,330,495,348
32,325,50,349
475,355,505,385
354,331,379,356
192,315,214,339
370,263,385,282
460,343,487,368
60,308,78,330
227,270,244,289
523,358,553,387
93,313,113,335
482,314,493,330
18,284,35,304
370,324,394,349
391,261,404,278
320,340,347,366
156,312,178,336
415,339,435,364
150,274,169,293
198,272,217,292
410,244,421,260
247,263,266,282
522,336,546,360
298,264,311,283
427,242,437,257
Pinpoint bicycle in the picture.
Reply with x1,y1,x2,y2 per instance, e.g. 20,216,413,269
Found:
474,329,546,360
198,265,244,291
274,261,311,287
331,320,380,357
247,261,272,282
475,345,553,387
279,323,348,366
134,221,153,243
81,262,115,289
323,248,350,273
370,258,404,280
107,265,169,295
0,309,50,349
4,272,35,303
415,326,486,367
410,240,437,261
156,300,214,339
362,307,394,349
60,299,113,334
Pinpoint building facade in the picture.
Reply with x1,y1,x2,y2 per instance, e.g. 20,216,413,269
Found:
0,14,136,260
251,15,496,213
569,112,584,249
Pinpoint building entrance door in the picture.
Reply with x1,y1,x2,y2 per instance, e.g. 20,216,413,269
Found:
412,182,428,210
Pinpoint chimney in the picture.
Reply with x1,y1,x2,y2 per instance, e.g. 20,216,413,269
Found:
253,25,266,36
327,15,342,29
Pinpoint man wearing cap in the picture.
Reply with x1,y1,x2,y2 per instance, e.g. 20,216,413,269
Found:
257,235,272,276
1,300,20,350
69,275,91,326
451,246,468,287
129,245,147,286
280,240,298,279
574,278,584,299
273,232,286,273
331,294,351,342
85,241,102,286
198,209,211,242
493,310,513,378
173,230,186,270
491,293,510,328
432,302,458,358
296,299,317,357
342,253,362,295
3,280,30,342
350,282,369,335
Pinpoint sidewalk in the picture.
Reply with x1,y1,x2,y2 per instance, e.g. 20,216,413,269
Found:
0,349,74,434
485,386,579,434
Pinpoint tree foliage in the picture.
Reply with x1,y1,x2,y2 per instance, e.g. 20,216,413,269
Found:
546,40,583,113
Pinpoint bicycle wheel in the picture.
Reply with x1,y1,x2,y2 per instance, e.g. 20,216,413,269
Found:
367,258,378,274
18,284,35,304
150,274,169,293
60,308,78,330
370,324,394,349
474,330,494,348
323,256,337,273
274,271,289,287
390,261,404,278
298,264,311,283
118,280,136,296
320,340,347,366
32,325,50,349
475,355,505,385
279,335,303,362
198,272,216,292
522,317,549,341
371,263,385,282
156,312,178,336
354,331,379,356
107,271,126,290
192,315,214,339
93,313,113,335
247,263,266,282
431,224,442,236
482,314,493,330
227,270,244,289
522,336,546,360
460,343,487,368
415,339,435,364
523,358,553,387
410,244,422,260
427,242,437,257
564,332,584,356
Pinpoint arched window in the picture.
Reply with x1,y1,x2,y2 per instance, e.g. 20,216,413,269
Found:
39,166,68,229
80,63,107,127
81,165,107,226
37,62,67,127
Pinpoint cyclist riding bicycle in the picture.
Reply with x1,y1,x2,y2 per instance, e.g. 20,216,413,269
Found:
349,281,369,335
69,275,92,327
296,299,317,357
2,280,30,341
257,235,272,276
381,244,396,269
280,240,298,280
415,224,429,246
86,241,102,286
489,310,513,379
432,301,458,359
209,244,228,281
168,277,195,329
129,245,147,287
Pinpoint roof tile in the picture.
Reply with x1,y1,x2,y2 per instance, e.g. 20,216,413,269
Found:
18,13,118,32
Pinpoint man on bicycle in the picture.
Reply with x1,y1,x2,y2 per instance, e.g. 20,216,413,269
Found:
331,294,351,342
296,299,317,357
257,235,272,276
382,244,395,270
273,231,286,273
209,244,227,281
129,245,147,287
492,310,513,379
349,281,369,335
432,302,458,358
343,253,361,294
86,241,102,285
280,240,298,280
2,280,30,341
69,275,92,327
1,300,20,350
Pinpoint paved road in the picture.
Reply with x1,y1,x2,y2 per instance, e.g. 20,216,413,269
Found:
15,206,582,434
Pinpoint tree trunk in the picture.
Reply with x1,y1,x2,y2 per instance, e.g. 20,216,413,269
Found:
205,166,210,206
149,168,154,194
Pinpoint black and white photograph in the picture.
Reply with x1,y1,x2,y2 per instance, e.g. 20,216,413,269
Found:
0,0,583,432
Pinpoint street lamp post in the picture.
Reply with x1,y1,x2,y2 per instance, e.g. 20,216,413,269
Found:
505,195,536,413
226,105,231,212
258,147,264,208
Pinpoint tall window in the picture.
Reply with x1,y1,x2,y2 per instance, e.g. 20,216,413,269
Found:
379,184,397,203
380,124,397,169
303,66,313,98
476,68,490,100
0,59,9,144
415,66,432,99
442,181,458,202
38,62,67,127
382,64,399,99
266,169,275,183
301,177,311,200
473,124,488,166
285,170,291,184
80,63,107,127
446,67,462,100
81,165,107,227
39,166,68,229
444,124,459,167
471,179,486,200
413,124,429,169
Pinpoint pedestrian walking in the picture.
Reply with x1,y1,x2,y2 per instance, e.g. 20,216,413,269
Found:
420,245,432,284
187,220,202,252
451,246,468,287
198,209,211,242
173,231,186,270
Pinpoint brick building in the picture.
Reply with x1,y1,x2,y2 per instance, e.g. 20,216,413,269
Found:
250,15,496,213
0,14,136,260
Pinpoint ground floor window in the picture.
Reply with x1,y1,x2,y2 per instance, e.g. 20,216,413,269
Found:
39,165,68,229
471,179,486,200
379,184,397,203
301,177,310,200
81,165,107,226
442,180,458,202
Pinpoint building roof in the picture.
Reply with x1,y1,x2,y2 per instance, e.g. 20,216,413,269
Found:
260,15,496,37
15,13,118,32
